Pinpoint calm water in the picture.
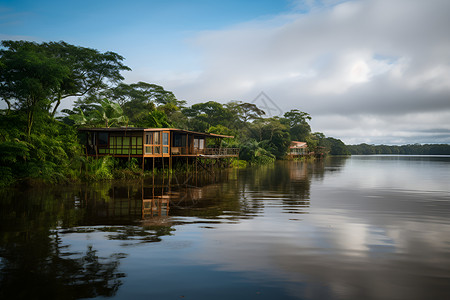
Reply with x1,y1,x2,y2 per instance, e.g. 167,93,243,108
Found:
1,156,450,300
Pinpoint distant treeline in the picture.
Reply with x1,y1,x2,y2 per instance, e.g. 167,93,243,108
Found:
347,143,450,155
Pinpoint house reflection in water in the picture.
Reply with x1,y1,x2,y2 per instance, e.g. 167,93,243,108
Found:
79,171,231,225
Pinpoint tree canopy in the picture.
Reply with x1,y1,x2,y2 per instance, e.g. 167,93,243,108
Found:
0,40,130,136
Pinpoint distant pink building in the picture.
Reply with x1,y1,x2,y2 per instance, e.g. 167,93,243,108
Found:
288,141,309,158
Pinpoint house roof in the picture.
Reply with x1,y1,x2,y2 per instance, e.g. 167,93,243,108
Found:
78,127,234,139
290,141,308,148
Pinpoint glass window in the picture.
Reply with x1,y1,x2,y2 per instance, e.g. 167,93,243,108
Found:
199,139,205,149
174,135,181,147
154,132,160,144
163,132,169,145
145,133,153,144
194,138,199,148
154,146,160,154
163,146,169,154
145,146,152,154
98,132,108,145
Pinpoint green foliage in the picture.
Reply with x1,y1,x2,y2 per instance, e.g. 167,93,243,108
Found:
139,110,172,128
240,140,276,165
183,101,233,131
306,132,349,156
247,117,291,159
65,98,128,128
84,156,114,180
0,40,130,130
280,109,312,142
0,110,83,185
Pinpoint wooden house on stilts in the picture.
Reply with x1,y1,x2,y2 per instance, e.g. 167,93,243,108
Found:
78,127,239,171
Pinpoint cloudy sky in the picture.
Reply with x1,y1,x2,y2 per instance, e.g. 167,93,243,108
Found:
1,0,449,144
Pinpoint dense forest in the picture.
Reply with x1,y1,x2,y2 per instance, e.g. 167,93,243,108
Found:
347,143,450,155
0,40,349,187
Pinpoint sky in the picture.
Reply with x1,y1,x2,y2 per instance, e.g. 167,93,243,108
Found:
1,0,450,145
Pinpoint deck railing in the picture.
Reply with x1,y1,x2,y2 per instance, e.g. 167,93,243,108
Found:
171,147,239,156
204,148,240,156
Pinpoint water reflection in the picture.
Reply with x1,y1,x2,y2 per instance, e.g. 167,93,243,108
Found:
2,156,449,300
0,188,126,299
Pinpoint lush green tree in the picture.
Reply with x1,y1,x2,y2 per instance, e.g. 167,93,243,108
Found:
139,110,172,128
182,101,233,130
248,117,291,159
105,82,165,106
225,101,265,129
239,140,275,165
44,41,130,116
89,99,128,128
64,99,128,128
281,109,312,141
0,41,70,136
0,40,130,135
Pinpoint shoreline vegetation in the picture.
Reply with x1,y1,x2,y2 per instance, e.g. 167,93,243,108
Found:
1,40,449,188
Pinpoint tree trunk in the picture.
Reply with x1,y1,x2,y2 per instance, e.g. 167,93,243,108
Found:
51,93,62,118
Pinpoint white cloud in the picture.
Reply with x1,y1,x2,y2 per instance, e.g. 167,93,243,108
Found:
164,0,450,144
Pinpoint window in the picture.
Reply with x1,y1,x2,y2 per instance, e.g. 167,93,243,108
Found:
98,132,108,145
145,133,153,144
163,132,169,145
163,147,169,154
194,138,199,149
154,132,160,144
199,139,205,150
174,135,181,147
145,146,152,154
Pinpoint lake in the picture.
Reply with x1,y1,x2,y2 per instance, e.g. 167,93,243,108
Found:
1,156,449,299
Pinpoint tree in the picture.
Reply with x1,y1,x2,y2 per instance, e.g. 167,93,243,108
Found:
140,110,172,128
225,101,265,128
183,101,232,130
106,82,171,107
0,41,70,136
0,40,130,135
248,117,291,159
281,109,312,141
42,41,130,116
66,99,128,128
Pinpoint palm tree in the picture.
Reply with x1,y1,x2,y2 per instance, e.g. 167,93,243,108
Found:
90,99,128,127
64,99,128,128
